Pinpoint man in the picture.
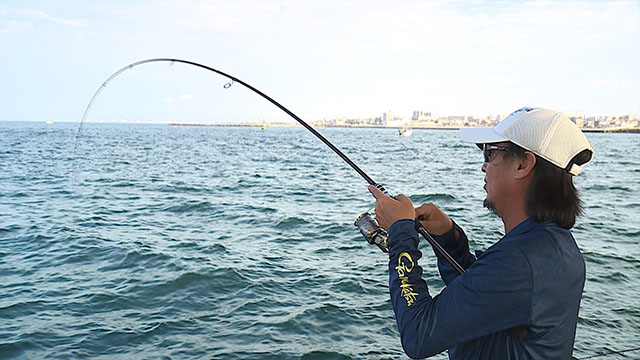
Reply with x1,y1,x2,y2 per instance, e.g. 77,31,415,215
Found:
369,107,593,359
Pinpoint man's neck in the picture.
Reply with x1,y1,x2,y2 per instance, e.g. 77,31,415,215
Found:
501,208,529,234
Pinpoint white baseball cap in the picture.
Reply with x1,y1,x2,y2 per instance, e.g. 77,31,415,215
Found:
458,107,594,175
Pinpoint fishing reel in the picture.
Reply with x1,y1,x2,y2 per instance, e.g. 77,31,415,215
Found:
355,183,390,252
354,212,389,253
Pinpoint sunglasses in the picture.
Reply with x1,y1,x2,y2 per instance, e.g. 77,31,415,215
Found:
483,144,509,162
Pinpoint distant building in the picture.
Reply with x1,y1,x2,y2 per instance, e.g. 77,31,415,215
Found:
312,110,638,130
570,116,585,127
383,111,393,124
446,115,465,127
328,117,345,126
412,110,432,121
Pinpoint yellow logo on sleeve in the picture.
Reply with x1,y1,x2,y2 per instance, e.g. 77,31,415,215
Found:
396,252,419,306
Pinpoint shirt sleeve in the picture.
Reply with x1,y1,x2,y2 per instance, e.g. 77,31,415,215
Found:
387,219,532,359
428,220,476,285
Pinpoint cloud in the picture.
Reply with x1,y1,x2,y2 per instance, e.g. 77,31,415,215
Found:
125,0,639,116
0,20,32,34
2,0,637,122
166,94,193,104
168,0,283,32
19,9,87,27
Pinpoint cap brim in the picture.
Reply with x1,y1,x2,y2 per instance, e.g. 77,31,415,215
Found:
458,127,508,144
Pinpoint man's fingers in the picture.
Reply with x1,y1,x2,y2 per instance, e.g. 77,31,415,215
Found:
368,185,388,200
394,194,411,205
415,203,435,220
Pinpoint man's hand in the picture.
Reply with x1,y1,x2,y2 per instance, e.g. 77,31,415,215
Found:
415,203,453,236
368,185,415,231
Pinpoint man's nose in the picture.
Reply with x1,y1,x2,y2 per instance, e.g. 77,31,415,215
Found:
481,162,488,173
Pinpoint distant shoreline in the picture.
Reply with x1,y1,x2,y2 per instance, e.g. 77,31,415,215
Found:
169,122,640,133
2,120,635,133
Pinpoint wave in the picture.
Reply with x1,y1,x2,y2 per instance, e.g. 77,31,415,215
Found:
274,217,310,230
582,251,639,265
0,224,22,233
162,200,221,214
98,248,174,272
596,271,630,283
301,351,354,360
410,193,456,203
585,184,633,192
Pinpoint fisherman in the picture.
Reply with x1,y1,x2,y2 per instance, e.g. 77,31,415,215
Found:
369,107,593,359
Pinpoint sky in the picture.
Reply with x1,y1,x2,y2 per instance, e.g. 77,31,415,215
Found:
1,0,639,123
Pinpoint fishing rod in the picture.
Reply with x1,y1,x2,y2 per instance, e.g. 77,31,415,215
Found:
75,58,375,185
76,57,465,272
78,58,533,339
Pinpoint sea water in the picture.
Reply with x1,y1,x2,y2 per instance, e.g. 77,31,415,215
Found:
1,122,638,359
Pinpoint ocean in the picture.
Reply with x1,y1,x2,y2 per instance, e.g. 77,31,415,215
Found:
1,121,638,359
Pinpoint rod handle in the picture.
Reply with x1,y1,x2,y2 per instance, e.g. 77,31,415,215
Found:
414,221,466,275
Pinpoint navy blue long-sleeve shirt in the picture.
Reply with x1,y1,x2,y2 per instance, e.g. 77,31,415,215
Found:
388,218,585,359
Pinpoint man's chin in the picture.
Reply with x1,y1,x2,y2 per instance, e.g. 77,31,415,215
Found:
483,199,498,215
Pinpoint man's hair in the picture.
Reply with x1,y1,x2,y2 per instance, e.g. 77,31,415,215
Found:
506,143,583,229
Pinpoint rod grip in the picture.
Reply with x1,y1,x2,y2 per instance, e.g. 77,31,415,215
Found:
415,221,466,275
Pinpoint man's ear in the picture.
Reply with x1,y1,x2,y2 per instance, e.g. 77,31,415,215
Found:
515,152,536,180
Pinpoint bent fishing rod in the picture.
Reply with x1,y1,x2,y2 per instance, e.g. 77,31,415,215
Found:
77,58,465,275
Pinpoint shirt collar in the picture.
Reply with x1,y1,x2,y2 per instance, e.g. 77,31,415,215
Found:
507,218,555,237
